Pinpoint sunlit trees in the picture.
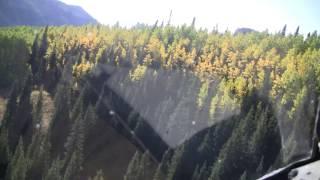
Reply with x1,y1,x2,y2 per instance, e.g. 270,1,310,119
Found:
0,24,320,180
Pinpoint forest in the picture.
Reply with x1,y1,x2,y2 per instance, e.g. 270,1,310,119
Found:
0,24,319,180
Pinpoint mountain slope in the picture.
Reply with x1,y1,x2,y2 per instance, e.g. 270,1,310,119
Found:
0,0,97,26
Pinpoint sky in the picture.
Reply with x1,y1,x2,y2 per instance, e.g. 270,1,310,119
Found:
60,0,319,35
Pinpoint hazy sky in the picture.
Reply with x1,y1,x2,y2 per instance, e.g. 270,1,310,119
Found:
60,0,319,34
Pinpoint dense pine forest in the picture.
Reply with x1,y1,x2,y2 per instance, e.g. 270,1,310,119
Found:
0,24,319,180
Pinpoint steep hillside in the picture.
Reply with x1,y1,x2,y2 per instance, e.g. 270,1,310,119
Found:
0,0,97,26
0,25,319,180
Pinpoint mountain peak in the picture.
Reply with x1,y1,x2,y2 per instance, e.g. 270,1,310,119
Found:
234,27,257,35
0,0,98,26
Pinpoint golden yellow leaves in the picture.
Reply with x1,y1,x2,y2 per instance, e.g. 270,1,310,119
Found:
129,65,147,81
72,62,93,80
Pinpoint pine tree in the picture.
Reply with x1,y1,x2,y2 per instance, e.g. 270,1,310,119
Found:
154,149,173,180
46,47,60,93
281,24,287,36
197,162,210,180
191,164,200,180
63,114,85,176
139,152,155,179
124,151,142,180
250,107,280,171
49,82,71,157
153,162,165,180
0,129,10,178
18,75,34,146
191,17,196,28
191,161,211,180
37,26,49,85
29,34,40,76
209,108,255,180
166,145,184,180
255,157,264,178
89,170,105,180
44,158,62,180
63,152,80,180
8,75,33,151
1,83,19,129
95,84,107,117
6,139,28,180
239,171,247,180
294,26,300,37
70,94,84,123
26,133,51,180
62,95,86,178
84,104,97,132
39,26,49,58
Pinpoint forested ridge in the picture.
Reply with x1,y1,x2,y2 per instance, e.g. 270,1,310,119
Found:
0,24,319,180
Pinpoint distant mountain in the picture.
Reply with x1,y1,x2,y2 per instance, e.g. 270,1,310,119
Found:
0,0,97,26
234,27,257,35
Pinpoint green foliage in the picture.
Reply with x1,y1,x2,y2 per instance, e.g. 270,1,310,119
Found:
0,36,29,89
0,129,10,178
130,65,147,81
197,80,209,108
0,24,319,180
89,170,105,180
44,158,62,180
124,151,142,180
166,146,185,180
49,82,71,156
239,171,248,180
6,139,29,180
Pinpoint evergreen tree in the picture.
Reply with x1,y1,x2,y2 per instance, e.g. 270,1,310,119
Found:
18,75,34,146
153,149,172,180
44,158,63,180
153,162,165,180
63,152,81,180
46,47,60,93
197,162,210,180
124,151,142,180
70,93,84,123
37,26,49,85
281,24,287,36
191,162,210,180
0,129,10,178
89,170,105,180
29,34,40,76
294,26,300,37
84,104,97,132
63,114,85,177
139,152,155,179
6,139,28,180
39,26,49,58
26,133,51,180
35,88,43,128
191,17,196,28
239,171,248,180
1,83,19,129
49,82,71,157
166,145,185,180
191,164,200,180
250,107,281,170
255,157,264,178
209,108,255,180
8,75,33,151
